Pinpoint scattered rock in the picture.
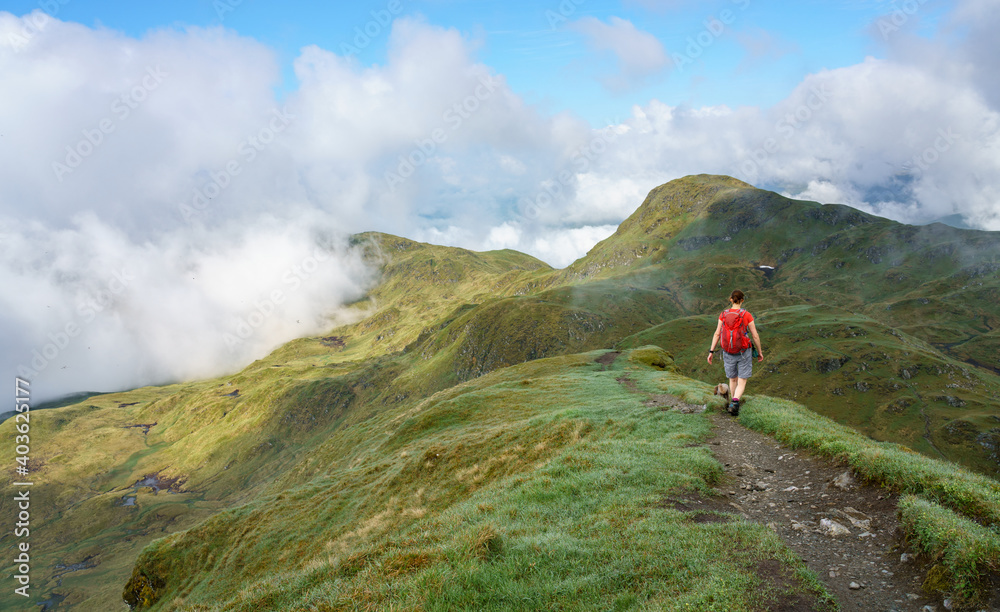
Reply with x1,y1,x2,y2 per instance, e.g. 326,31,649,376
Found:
819,518,852,537
831,471,855,490
900,552,914,563
704,413,981,612
906,593,920,600
832,507,872,531
849,581,862,590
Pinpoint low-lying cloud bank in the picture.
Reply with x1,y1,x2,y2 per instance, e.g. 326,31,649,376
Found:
1,213,373,402
1,2,997,400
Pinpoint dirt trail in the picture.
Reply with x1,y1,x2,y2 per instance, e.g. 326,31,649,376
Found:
609,356,995,610
707,411,951,612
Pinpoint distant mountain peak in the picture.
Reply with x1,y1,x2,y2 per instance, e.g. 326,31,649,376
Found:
617,174,758,238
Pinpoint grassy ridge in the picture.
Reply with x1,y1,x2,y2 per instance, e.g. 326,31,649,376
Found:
124,349,834,611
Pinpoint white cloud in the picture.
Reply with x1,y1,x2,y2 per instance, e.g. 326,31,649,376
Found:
411,220,618,269
3,0,1000,401
529,225,619,267
569,16,670,91
590,54,1000,228
0,13,593,400
0,213,373,401
784,180,860,208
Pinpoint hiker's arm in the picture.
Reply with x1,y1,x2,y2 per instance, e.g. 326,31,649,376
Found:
708,320,722,364
748,321,763,361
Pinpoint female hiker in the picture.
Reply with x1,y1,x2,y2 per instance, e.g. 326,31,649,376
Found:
707,290,763,416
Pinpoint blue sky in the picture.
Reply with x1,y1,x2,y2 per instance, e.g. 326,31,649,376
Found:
4,0,953,124
2,0,997,399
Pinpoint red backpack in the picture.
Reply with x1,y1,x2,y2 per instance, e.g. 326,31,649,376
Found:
720,309,751,354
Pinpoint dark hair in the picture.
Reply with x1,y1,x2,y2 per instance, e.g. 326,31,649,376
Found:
730,290,745,304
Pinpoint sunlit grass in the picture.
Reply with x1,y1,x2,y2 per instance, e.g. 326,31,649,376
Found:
124,350,834,611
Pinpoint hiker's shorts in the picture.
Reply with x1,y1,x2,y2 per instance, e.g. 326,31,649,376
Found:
722,348,753,379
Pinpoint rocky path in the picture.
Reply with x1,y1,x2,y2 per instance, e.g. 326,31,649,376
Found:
611,358,994,610
707,411,955,612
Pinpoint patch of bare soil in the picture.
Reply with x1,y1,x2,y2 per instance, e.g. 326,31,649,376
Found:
643,394,706,413
596,351,621,369
320,335,347,348
755,557,821,612
707,410,979,612
615,373,639,392
613,366,706,413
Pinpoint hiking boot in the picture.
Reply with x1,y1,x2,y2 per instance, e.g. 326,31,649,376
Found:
729,398,741,416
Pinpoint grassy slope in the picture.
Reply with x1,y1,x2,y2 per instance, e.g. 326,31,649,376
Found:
0,239,557,610
124,348,834,611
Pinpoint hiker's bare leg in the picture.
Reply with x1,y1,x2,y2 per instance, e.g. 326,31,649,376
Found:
729,376,738,399
734,377,748,399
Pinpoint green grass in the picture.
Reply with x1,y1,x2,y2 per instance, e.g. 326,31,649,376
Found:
898,495,1000,607
123,350,834,611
